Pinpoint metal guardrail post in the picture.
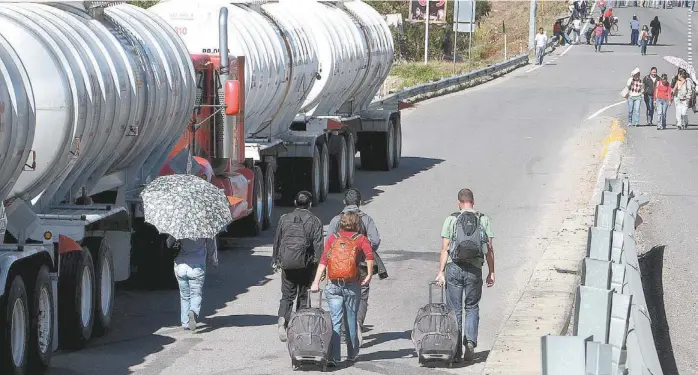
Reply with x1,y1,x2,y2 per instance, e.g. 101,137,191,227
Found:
541,335,588,375
586,341,614,375
587,227,612,261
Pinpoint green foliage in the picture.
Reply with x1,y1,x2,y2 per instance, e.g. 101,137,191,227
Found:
128,1,158,8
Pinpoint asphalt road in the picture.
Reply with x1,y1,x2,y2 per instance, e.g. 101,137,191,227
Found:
44,8,659,375
607,5,698,375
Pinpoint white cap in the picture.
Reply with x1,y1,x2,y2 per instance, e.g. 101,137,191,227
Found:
631,67,640,75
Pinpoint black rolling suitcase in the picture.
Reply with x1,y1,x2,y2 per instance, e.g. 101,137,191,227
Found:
411,282,460,367
286,290,333,371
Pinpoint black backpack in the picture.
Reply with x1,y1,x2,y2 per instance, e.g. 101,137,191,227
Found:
278,213,311,270
448,211,487,264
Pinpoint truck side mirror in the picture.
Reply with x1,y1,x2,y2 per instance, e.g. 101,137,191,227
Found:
224,80,240,116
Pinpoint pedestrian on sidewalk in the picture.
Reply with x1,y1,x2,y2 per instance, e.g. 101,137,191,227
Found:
654,73,672,129
643,67,658,124
435,188,495,362
594,19,605,51
649,16,661,44
272,190,324,342
326,188,382,346
311,211,374,366
169,236,218,331
535,27,548,65
630,15,640,44
673,70,693,129
572,17,582,43
624,67,644,126
639,25,650,55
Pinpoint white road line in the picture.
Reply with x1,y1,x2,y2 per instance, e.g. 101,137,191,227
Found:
587,101,626,120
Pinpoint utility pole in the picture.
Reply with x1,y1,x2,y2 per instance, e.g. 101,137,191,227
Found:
424,0,430,64
528,0,536,50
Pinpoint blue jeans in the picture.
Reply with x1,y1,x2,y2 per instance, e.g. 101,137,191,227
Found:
640,39,648,54
445,262,483,355
174,262,206,327
644,94,654,123
326,280,360,362
656,99,669,128
627,96,642,126
631,29,639,45
595,35,603,51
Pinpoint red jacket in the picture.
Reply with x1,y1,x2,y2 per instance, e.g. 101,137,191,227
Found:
655,81,672,100
320,231,374,266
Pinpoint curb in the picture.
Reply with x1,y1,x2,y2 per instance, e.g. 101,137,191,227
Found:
482,117,626,374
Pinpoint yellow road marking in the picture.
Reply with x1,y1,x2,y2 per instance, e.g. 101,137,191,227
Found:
600,118,626,160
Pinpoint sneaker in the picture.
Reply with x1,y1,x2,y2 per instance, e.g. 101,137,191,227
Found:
463,341,475,361
278,317,287,342
347,355,359,363
327,360,337,368
187,311,197,331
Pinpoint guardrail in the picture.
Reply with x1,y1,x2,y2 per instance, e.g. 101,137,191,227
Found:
369,15,572,109
541,178,663,375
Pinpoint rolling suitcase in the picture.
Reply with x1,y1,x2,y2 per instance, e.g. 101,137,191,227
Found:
286,290,333,371
411,281,460,367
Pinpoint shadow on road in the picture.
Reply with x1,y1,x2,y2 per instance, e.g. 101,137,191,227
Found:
361,330,411,349
638,245,680,375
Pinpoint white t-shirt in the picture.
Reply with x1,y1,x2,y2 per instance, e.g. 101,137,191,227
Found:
573,19,581,30
535,33,548,48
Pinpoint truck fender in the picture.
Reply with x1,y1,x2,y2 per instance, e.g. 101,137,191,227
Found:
58,234,83,255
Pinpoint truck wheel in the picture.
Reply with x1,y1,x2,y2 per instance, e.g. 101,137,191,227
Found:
82,237,114,337
239,166,263,236
380,125,396,171
262,164,275,230
329,136,347,193
345,132,356,188
310,145,321,206
392,118,402,169
29,266,53,372
0,275,29,375
58,249,95,350
319,142,329,202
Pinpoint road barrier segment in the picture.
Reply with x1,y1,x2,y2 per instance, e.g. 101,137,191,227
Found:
541,177,663,375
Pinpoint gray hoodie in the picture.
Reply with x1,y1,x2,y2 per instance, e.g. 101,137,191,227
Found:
326,205,380,252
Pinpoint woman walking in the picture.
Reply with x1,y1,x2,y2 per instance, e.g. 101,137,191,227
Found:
594,18,605,52
639,25,650,55
311,211,374,366
655,73,672,130
673,70,693,130
625,67,644,126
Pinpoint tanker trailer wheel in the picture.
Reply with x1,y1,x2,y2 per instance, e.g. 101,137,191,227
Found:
392,118,402,169
379,125,396,171
262,164,275,231
239,166,264,236
345,132,356,188
82,237,114,337
319,142,329,203
309,145,322,206
0,274,29,375
329,135,348,193
29,265,53,372
58,249,95,350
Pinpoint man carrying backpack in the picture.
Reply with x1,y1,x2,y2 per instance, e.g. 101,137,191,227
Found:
326,188,381,344
272,191,324,342
435,188,495,362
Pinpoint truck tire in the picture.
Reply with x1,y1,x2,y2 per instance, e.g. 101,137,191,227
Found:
310,145,321,206
82,237,114,337
379,124,396,171
239,166,263,236
345,132,356,188
319,142,329,202
0,275,29,375
58,249,95,350
262,164,275,230
392,118,402,169
29,266,53,372
329,135,347,193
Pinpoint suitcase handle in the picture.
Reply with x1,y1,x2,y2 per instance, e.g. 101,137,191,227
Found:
428,281,446,304
307,289,323,308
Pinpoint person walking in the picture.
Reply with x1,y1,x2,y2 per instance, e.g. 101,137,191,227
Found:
169,236,218,331
326,188,381,345
639,25,650,55
594,19,605,51
630,15,641,45
654,73,673,130
535,28,548,64
625,67,644,126
649,16,661,45
673,70,693,129
572,17,582,43
643,67,658,124
311,211,374,366
272,190,324,342
602,14,612,43
435,188,495,362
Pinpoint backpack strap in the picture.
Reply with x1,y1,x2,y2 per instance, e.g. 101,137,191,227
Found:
350,232,361,240
450,211,460,218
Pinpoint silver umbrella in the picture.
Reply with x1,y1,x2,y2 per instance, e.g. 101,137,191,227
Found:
140,174,232,240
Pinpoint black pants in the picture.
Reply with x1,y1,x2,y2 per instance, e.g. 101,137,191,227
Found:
278,265,316,325
650,33,659,45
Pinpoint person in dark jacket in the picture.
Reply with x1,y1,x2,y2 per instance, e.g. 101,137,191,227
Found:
643,67,658,125
326,188,381,346
649,16,661,45
272,190,324,342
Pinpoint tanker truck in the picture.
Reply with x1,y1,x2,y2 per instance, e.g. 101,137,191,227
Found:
148,0,404,237
0,2,198,374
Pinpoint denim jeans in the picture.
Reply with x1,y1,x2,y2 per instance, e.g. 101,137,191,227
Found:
631,29,639,45
536,46,545,65
644,94,654,123
627,96,642,126
640,39,648,54
595,35,603,51
325,280,360,362
444,262,483,356
174,262,205,327
656,99,669,128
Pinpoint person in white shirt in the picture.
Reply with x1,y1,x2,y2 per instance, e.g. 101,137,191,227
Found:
534,28,548,65
572,18,582,44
